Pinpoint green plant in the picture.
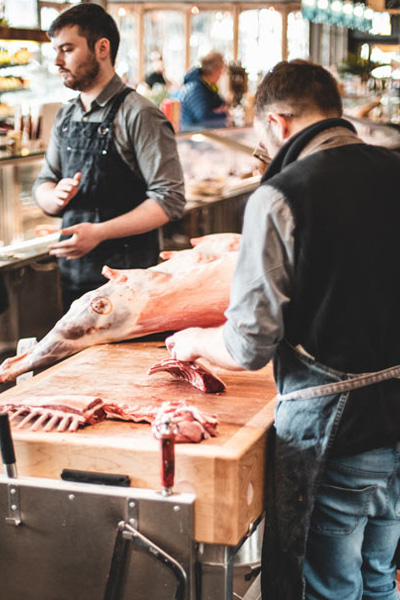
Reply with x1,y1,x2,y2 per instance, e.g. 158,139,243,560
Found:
338,54,386,80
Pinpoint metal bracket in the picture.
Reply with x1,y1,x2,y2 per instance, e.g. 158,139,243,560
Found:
126,497,138,529
6,483,21,526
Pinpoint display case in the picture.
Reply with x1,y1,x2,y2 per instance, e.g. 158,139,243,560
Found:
163,126,261,248
0,25,73,129
0,145,60,250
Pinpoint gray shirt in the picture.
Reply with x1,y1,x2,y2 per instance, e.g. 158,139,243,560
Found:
223,126,364,371
33,74,185,221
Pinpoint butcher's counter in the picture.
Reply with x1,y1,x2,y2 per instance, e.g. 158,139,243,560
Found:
0,339,277,600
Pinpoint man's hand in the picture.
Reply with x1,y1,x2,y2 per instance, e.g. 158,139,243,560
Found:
166,326,243,371
54,172,82,209
166,328,203,361
48,222,103,260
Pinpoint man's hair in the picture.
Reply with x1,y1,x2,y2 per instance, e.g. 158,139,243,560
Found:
200,52,225,77
48,3,120,66
255,60,343,118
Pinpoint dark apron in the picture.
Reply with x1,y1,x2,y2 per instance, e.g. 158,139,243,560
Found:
58,87,159,308
261,340,400,600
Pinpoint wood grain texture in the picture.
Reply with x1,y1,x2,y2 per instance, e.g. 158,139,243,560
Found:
0,340,277,545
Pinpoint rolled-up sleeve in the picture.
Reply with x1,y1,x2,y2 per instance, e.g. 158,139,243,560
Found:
123,105,185,221
223,185,295,370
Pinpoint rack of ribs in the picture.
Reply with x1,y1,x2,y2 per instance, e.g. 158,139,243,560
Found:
147,359,226,393
0,397,218,442
0,396,106,432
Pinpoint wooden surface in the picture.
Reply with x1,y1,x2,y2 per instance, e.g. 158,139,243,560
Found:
0,340,277,545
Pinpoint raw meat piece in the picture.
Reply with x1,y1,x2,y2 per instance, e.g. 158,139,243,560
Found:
0,233,239,384
0,396,219,442
147,358,226,393
103,403,158,423
0,396,106,432
152,401,218,443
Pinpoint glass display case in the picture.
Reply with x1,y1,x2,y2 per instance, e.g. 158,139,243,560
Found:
0,127,261,260
0,25,75,130
2,120,400,259
163,126,261,248
0,147,60,250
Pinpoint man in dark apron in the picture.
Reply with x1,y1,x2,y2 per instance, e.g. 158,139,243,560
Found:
166,61,400,600
33,4,185,311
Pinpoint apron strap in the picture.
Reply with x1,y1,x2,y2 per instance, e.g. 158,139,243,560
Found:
102,87,134,127
278,363,400,402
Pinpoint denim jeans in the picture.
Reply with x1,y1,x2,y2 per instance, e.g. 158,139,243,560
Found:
304,443,400,600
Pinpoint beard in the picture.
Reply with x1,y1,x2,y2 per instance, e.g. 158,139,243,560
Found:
61,53,100,92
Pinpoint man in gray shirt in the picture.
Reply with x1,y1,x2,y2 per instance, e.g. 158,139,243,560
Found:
166,61,400,600
34,3,185,310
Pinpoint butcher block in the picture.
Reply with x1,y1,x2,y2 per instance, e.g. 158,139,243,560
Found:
0,339,277,546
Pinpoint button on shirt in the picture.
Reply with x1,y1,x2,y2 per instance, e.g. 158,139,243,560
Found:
33,74,185,221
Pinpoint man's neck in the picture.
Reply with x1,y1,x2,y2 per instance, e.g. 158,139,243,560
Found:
288,113,340,138
201,75,217,89
80,69,116,112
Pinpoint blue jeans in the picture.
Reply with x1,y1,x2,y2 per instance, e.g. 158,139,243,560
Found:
304,443,400,600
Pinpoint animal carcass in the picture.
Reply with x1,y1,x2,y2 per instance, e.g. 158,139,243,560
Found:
0,233,240,384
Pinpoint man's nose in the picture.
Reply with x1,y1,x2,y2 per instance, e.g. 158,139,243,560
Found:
54,52,64,66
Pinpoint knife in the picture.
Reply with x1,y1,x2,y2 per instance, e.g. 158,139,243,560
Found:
0,412,18,478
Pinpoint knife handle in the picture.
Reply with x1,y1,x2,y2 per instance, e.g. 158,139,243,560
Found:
158,419,176,495
0,412,16,466
161,434,175,492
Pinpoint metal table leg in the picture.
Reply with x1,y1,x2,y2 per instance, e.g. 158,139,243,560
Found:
196,519,263,600
197,543,235,600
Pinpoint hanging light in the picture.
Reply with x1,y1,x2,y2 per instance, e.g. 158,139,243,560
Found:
342,1,355,28
315,0,331,23
301,0,376,32
301,0,318,21
353,2,366,30
363,7,374,31
330,0,344,26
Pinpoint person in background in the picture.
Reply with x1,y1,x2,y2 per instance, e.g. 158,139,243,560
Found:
145,52,169,89
166,60,400,600
33,4,185,312
178,51,229,130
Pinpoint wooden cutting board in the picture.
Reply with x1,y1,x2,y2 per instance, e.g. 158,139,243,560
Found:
0,340,277,545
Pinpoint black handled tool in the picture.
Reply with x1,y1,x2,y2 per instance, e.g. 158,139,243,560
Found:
0,412,17,478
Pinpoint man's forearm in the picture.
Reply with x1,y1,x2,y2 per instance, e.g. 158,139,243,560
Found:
194,327,243,370
95,198,170,241
35,181,62,216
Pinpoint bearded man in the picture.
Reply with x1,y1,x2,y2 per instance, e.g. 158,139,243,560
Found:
167,61,400,600
33,3,185,311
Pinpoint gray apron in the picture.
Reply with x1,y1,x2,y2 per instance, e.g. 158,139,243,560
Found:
261,340,400,600
58,87,160,309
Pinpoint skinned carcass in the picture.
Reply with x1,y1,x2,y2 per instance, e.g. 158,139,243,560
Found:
0,233,240,384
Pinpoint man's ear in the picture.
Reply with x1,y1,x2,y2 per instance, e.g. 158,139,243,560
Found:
95,37,111,61
268,112,292,141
